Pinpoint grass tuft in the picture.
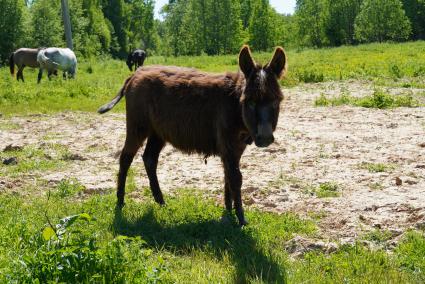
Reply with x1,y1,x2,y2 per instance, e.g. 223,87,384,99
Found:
315,89,419,109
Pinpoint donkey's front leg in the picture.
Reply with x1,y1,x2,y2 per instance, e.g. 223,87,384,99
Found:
223,156,247,226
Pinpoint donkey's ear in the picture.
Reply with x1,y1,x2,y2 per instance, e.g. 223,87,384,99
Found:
239,45,255,76
267,47,287,78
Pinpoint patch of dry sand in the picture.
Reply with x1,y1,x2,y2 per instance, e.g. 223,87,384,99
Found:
1,80,424,244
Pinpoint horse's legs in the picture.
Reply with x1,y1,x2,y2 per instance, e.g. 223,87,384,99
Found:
117,132,146,207
17,66,25,82
142,134,166,205
37,69,43,84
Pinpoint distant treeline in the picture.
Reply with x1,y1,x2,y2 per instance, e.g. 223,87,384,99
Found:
1,0,424,63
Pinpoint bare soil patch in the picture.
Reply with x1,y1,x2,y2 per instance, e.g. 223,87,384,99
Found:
1,80,424,244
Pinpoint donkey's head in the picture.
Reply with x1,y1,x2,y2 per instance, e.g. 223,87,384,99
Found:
239,45,287,148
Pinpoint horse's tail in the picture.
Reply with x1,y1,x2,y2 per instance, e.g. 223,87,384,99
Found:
98,76,132,114
9,53,14,76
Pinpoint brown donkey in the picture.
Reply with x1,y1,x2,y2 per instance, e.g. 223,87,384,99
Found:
98,46,287,226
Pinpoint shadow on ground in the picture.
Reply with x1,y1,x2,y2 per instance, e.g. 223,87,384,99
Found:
112,206,286,283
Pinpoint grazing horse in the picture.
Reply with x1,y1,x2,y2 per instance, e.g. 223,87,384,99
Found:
37,47,77,83
126,49,146,71
98,46,287,226
9,48,44,82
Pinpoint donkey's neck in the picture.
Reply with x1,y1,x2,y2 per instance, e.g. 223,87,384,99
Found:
226,71,245,100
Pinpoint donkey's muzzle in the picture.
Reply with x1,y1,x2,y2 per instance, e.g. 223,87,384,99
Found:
255,123,274,147
254,134,274,148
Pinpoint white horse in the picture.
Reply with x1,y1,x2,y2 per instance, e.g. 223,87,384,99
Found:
37,47,77,83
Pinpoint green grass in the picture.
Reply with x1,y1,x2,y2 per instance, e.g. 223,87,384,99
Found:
358,162,396,173
0,190,424,283
1,41,425,115
314,182,341,198
315,89,420,108
0,144,70,177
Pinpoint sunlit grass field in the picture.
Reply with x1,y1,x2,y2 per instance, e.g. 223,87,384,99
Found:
1,42,425,282
1,41,425,115
0,189,424,283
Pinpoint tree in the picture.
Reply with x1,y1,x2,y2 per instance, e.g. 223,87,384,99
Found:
326,0,362,45
161,0,242,56
401,0,425,40
82,0,112,55
161,0,188,56
30,0,64,48
295,0,329,47
101,0,129,58
128,0,156,53
249,0,276,51
0,0,26,63
355,0,411,42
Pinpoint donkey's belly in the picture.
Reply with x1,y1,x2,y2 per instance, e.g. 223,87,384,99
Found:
151,116,219,156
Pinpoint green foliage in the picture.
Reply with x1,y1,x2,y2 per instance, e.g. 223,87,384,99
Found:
395,231,425,281
402,0,425,40
0,191,315,283
315,88,420,109
315,182,340,198
248,0,276,51
355,0,412,42
1,191,424,282
101,0,129,58
54,178,85,198
356,89,418,108
128,0,156,53
162,0,244,56
295,0,330,47
0,0,26,63
326,0,362,45
30,0,65,48
364,229,393,244
0,144,69,177
2,41,425,114
82,0,112,55
291,243,412,282
358,162,396,173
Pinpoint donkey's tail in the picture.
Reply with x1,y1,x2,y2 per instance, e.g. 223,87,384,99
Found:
9,53,14,76
97,76,132,114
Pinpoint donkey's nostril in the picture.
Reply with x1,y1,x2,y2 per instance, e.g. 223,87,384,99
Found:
255,135,274,147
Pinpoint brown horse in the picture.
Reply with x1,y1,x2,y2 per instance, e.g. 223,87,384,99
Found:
98,45,287,226
9,48,43,82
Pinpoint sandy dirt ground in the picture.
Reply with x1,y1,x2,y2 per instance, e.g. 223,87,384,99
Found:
1,80,424,249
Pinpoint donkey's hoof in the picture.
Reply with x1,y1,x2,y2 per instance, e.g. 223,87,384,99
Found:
116,202,125,210
220,215,232,225
238,219,249,227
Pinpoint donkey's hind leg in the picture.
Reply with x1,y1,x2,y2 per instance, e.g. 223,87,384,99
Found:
117,133,146,207
142,134,165,205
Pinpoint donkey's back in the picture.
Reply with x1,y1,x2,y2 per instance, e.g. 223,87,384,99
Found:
124,66,243,155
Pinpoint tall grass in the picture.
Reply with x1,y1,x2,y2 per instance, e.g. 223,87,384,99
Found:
1,41,425,115
0,190,424,282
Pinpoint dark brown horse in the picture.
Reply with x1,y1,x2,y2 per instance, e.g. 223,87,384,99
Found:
98,46,286,226
9,48,43,82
